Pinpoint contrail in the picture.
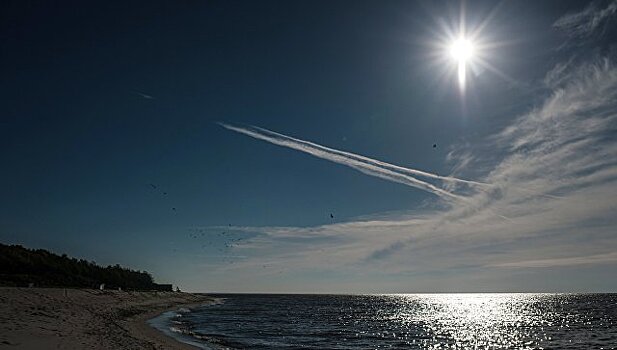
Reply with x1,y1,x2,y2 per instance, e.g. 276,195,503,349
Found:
226,124,564,201
135,91,154,99
219,122,467,201
252,125,488,187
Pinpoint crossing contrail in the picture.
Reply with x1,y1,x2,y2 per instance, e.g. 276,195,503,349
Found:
251,125,488,187
219,122,482,201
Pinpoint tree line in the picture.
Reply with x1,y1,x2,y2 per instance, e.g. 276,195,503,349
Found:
0,243,171,290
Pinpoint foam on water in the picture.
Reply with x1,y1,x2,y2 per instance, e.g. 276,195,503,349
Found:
148,310,219,349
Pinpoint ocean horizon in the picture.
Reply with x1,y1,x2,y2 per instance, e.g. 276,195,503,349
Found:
150,293,617,349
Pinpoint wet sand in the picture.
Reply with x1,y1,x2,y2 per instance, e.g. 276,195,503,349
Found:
0,287,213,349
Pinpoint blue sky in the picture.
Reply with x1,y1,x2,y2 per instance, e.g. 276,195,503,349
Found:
1,0,617,292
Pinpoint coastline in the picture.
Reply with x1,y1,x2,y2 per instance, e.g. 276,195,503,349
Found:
134,299,224,350
0,287,213,349
126,300,213,350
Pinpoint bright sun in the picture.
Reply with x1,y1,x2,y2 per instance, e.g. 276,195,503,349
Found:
449,37,475,89
431,10,500,95
450,38,474,62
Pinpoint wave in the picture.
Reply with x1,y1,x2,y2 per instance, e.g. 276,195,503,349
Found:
148,299,230,350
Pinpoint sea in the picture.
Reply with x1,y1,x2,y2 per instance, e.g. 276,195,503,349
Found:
148,293,617,349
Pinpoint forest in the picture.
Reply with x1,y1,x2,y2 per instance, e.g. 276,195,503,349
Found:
0,243,171,290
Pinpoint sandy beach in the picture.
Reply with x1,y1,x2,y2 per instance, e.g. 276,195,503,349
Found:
0,287,213,349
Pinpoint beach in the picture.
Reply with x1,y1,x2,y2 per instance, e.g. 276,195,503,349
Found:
0,287,213,349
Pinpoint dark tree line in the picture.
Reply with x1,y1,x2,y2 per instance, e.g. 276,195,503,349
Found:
0,243,170,290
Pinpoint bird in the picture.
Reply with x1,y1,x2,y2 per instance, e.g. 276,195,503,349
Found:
433,144,437,148
330,213,334,219
149,183,157,189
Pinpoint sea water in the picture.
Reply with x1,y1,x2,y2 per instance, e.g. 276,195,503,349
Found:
153,293,617,349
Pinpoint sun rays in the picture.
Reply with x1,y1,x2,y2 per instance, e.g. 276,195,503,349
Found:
449,37,475,89
419,2,512,96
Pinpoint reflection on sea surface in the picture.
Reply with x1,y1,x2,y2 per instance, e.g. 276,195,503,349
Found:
167,293,617,349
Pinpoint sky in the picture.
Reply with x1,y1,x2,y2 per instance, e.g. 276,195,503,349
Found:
1,0,617,293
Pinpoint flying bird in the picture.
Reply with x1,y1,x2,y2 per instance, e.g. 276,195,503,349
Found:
433,144,437,148
330,213,334,219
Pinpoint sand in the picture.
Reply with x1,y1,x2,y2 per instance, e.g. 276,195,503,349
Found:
0,287,214,349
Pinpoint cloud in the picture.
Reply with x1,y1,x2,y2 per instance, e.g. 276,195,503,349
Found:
553,0,617,39
543,57,576,89
135,91,154,99
493,251,617,268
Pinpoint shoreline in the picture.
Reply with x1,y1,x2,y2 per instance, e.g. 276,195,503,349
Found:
132,299,222,350
125,299,213,350
0,287,213,349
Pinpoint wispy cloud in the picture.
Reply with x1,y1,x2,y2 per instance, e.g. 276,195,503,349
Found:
554,0,617,39
135,90,154,99
493,251,617,268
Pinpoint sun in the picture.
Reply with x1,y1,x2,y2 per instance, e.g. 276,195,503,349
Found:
449,37,475,89
425,6,505,96
449,38,474,63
